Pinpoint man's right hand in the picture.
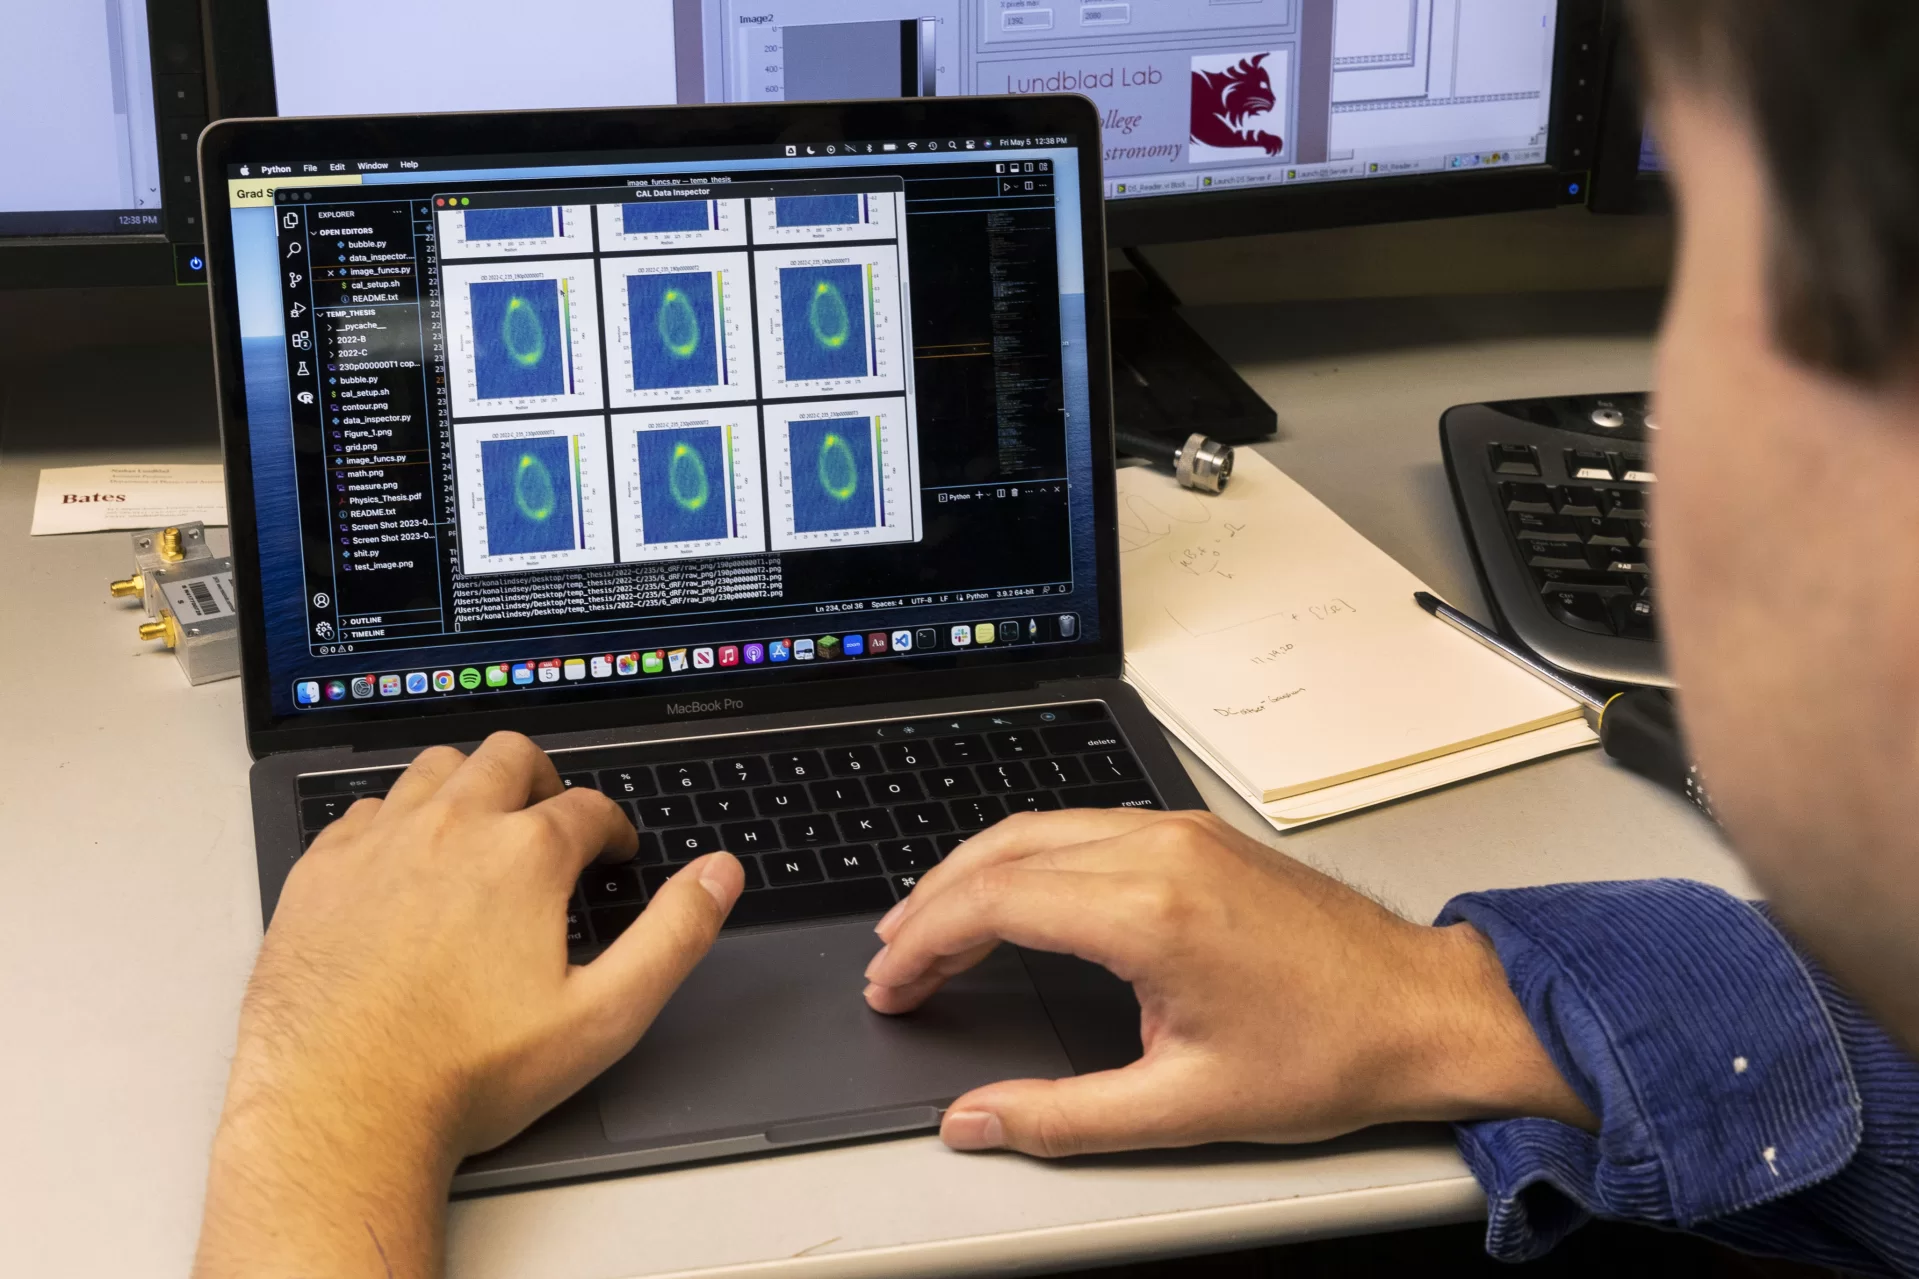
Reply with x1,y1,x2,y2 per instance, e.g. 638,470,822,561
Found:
864,809,1596,1157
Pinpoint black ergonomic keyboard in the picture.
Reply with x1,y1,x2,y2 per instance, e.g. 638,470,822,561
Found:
1440,392,1668,688
294,702,1163,957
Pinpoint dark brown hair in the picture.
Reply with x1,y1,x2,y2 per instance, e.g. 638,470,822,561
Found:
1630,0,1919,384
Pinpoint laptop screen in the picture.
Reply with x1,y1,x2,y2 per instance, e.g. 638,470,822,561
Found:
217,127,1102,724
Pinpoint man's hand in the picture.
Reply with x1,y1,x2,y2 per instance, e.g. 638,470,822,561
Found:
865,809,1594,1157
194,732,742,1278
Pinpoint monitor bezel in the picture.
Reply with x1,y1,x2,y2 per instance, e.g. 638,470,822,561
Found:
198,96,1123,759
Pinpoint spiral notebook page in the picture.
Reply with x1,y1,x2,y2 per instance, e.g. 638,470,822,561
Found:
1119,452,1586,804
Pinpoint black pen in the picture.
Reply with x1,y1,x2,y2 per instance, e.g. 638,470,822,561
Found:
1413,591,1714,820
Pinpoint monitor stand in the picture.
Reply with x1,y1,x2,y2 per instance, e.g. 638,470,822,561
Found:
1109,247,1277,446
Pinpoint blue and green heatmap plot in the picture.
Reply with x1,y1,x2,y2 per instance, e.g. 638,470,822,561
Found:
779,264,869,382
774,195,859,227
628,272,721,391
789,416,877,533
637,427,729,543
465,207,554,240
623,202,712,234
480,436,578,555
471,279,566,400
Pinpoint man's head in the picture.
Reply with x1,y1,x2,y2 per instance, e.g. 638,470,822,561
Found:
1631,0,1919,1043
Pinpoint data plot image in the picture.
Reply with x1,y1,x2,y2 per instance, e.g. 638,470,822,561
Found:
604,253,753,410
754,245,906,398
611,407,766,561
780,264,868,382
775,195,859,227
596,198,746,250
789,416,876,532
751,190,899,244
472,280,567,400
481,436,578,555
453,418,615,574
443,259,603,418
438,203,593,258
765,397,920,551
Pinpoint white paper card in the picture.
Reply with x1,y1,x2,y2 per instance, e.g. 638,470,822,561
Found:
31,464,228,536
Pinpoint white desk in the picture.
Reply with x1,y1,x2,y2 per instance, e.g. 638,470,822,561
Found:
0,292,1747,1278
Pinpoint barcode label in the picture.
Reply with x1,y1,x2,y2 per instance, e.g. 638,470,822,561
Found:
159,569,236,622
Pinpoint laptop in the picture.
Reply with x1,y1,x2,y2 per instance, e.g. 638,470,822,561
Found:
199,95,1205,1192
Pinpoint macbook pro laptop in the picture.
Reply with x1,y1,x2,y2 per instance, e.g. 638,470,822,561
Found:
200,95,1204,1192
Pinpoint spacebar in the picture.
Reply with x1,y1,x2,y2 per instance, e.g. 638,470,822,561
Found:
724,878,897,929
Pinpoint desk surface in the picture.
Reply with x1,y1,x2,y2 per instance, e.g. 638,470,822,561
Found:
0,291,1747,1279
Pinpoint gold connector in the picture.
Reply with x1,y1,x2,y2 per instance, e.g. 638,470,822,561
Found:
138,615,179,647
159,526,184,562
109,573,145,598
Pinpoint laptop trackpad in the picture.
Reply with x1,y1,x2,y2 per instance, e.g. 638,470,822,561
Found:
596,920,1074,1146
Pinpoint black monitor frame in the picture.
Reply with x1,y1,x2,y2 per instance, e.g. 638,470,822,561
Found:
204,0,1606,251
0,0,216,289
1588,4,1669,217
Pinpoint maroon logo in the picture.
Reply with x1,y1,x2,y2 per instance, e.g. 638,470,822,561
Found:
1190,53,1284,155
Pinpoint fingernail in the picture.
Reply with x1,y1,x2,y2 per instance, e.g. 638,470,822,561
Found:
697,854,738,909
943,1110,1004,1151
875,901,905,936
863,943,891,982
862,982,885,1003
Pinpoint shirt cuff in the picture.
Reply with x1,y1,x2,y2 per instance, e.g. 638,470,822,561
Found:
1437,880,1861,1259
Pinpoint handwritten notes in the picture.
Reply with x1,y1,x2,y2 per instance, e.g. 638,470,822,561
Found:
1120,452,1587,805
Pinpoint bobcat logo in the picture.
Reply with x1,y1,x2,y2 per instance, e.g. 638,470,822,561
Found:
1190,53,1284,155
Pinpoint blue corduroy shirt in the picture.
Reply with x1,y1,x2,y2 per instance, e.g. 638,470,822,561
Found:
1439,880,1919,1275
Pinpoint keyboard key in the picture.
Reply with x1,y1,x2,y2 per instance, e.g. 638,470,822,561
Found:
300,795,354,830
591,904,642,942
582,865,645,907
1603,488,1647,517
808,778,868,810
878,838,939,873
1610,592,1658,639
1527,548,1590,571
634,830,664,864
1059,782,1163,810
640,864,677,896
719,820,780,853
769,751,826,782
634,796,697,828
566,908,589,948
1030,756,1089,789
736,854,765,891
1565,448,1615,481
754,783,811,816
658,762,714,793
599,767,656,799
1041,723,1125,754
763,849,824,886
1488,442,1541,476
1004,790,1062,814
298,766,404,797
989,730,1042,759
934,734,988,764
976,760,1033,792
559,773,600,792
821,844,883,879
1082,751,1143,783
1508,510,1579,541
891,874,921,897
662,827,722,860
725,878,894,928
1543,586,1621,634
896,801,954,834
711,755,772,787
935,833,970,856
867,773,924,804
950,796,1005,830
778,814,837,846
836,808,897,841
696,790,754,823
1555,487,1606,518
825,745,883,777
879,741,936,771
921,766,980,799
1500,481,1555,513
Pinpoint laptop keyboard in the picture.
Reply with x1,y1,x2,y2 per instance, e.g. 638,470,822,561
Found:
294,702,1162,957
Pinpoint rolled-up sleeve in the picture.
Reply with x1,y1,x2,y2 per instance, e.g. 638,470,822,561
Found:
1439,880,1919,1276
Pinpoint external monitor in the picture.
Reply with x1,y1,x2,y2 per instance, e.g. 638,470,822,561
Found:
211,0,1605,247
0,0,212,288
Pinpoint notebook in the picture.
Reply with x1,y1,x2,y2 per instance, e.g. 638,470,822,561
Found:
1119,451,1597,829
